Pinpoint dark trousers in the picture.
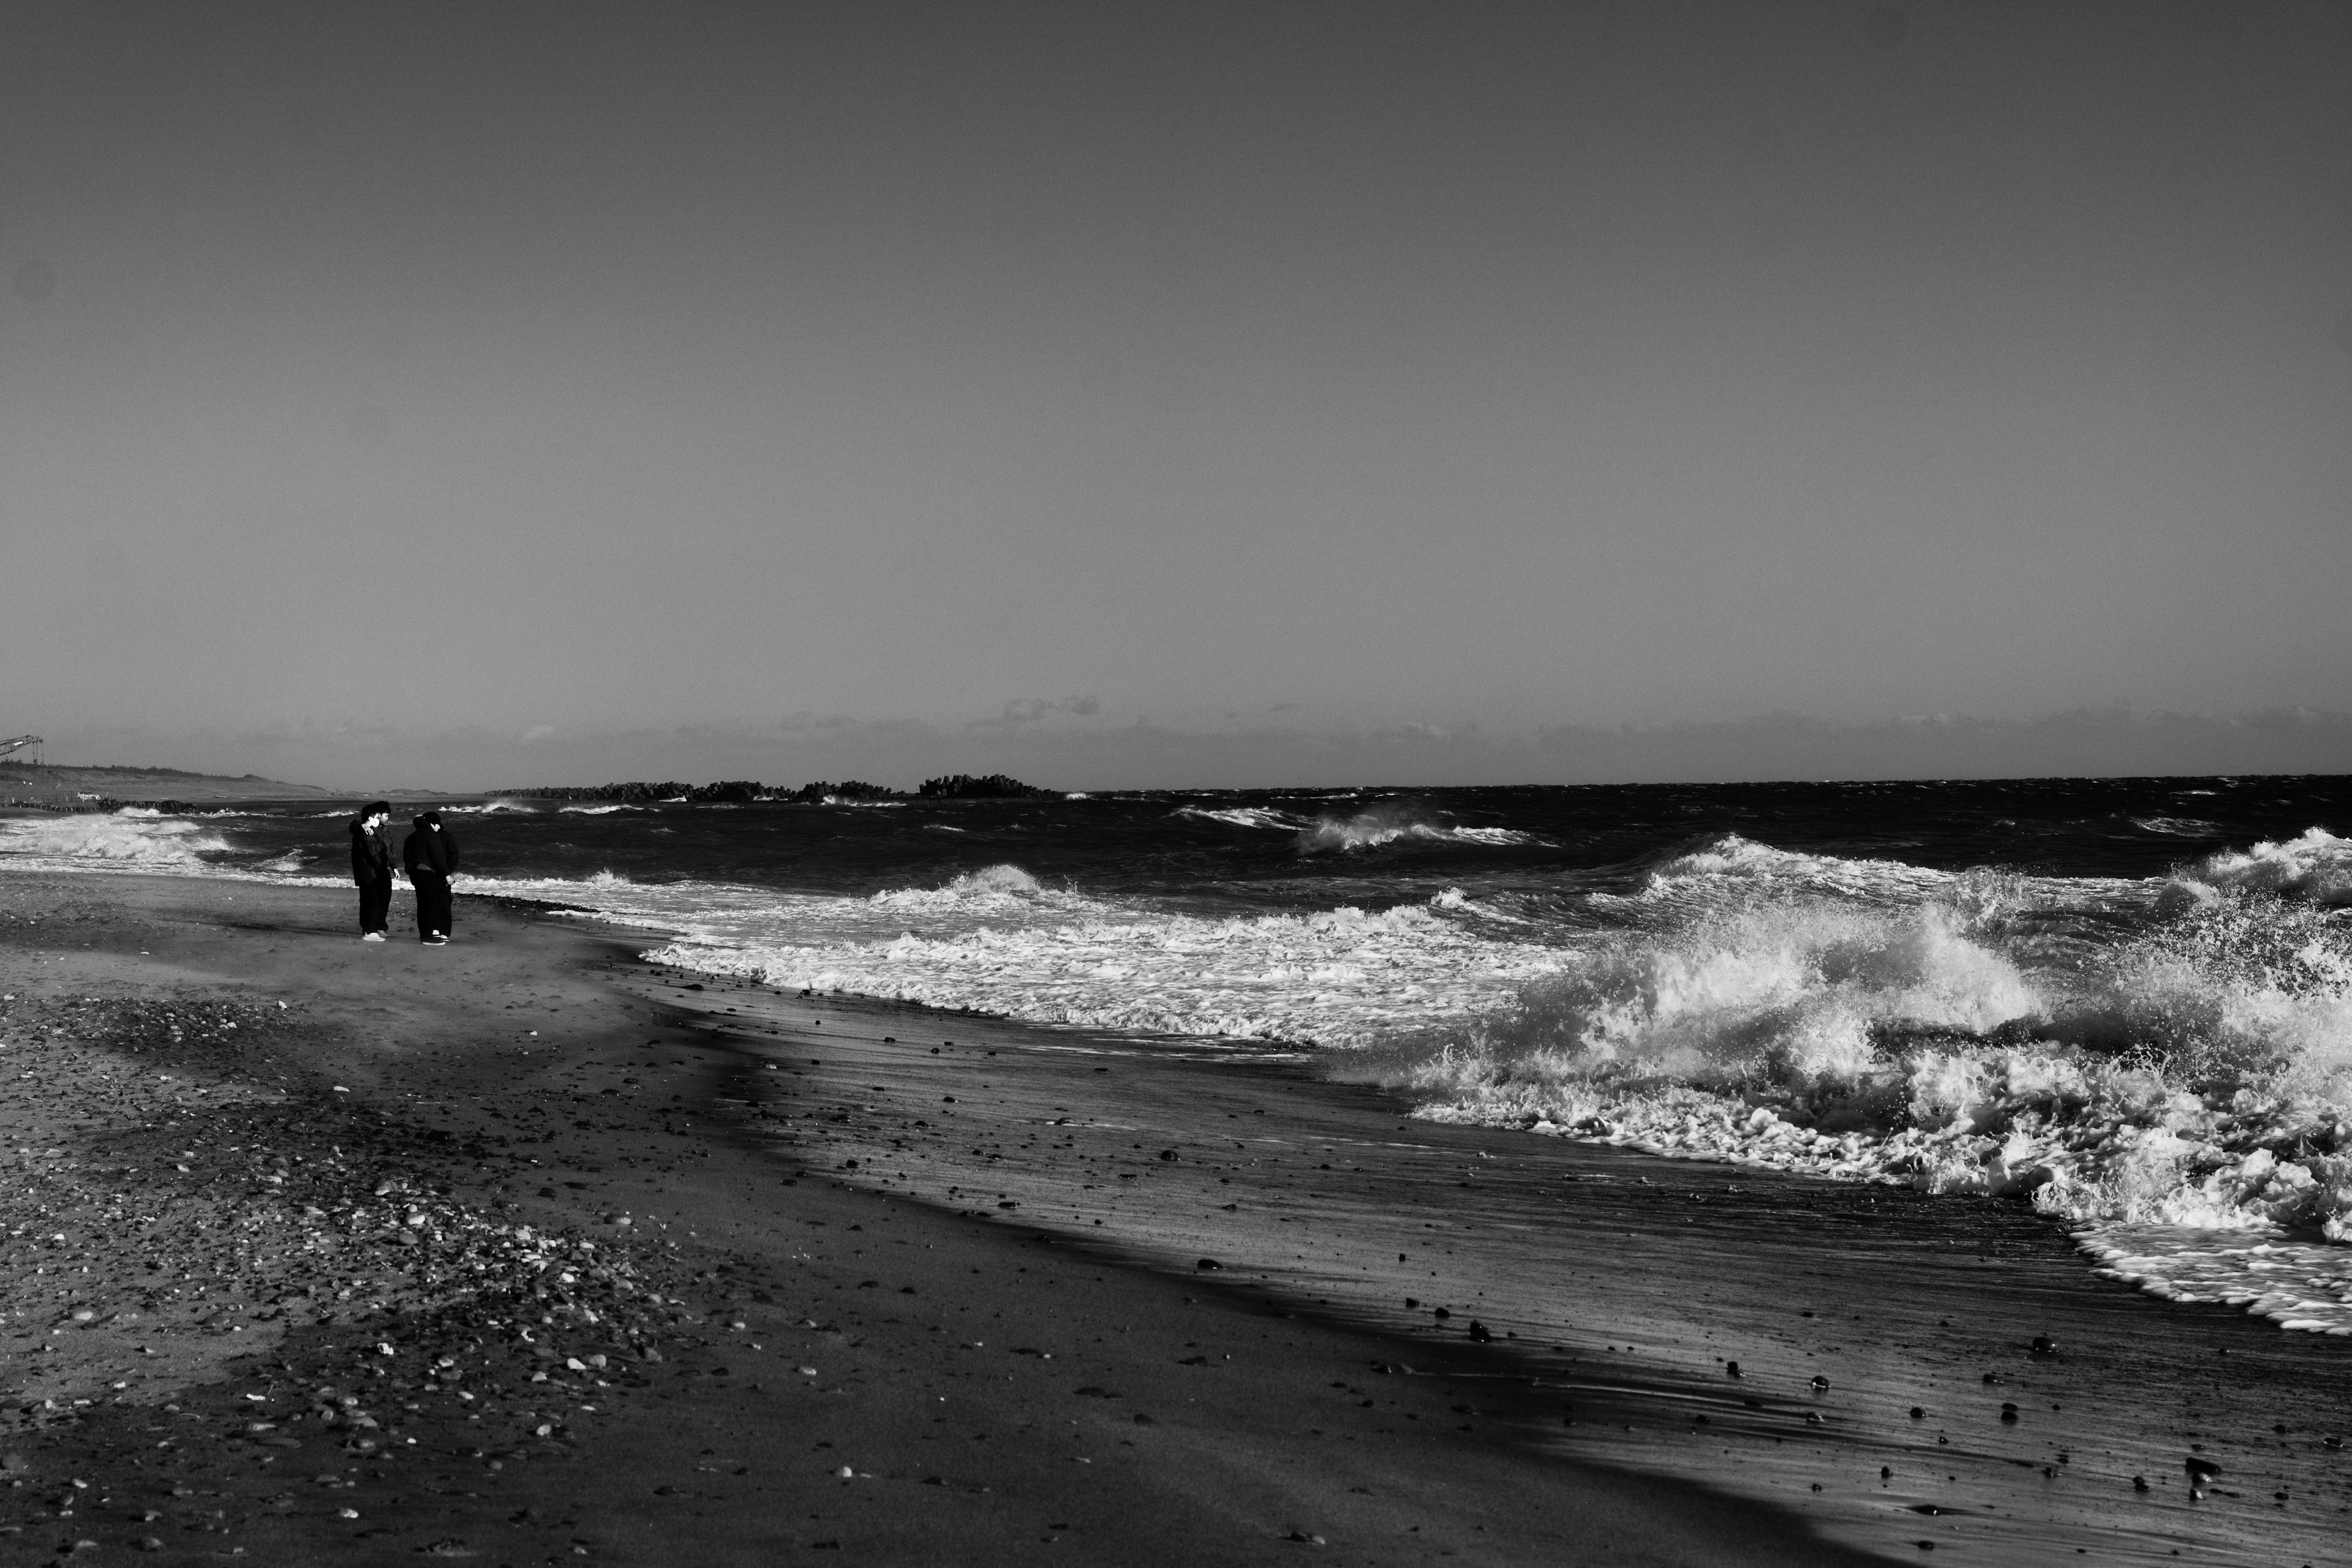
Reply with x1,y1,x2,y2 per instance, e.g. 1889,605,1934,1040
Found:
413,872,453,940
357,878,392,935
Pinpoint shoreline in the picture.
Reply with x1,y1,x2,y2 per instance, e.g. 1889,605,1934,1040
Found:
1,871,1872,1566
2,872,2348,1563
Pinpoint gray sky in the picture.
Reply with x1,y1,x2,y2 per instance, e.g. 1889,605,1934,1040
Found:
4,1,2349,789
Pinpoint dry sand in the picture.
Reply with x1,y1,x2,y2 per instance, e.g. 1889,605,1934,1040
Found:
1,872,2346,1565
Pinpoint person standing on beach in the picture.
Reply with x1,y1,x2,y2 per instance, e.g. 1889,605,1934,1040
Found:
402,810,460,946
349,801,394,941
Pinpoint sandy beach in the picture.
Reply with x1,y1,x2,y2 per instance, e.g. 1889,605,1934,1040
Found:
4,871,2348,1565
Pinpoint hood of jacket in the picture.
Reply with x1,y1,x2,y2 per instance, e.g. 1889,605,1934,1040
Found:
403,816,457,876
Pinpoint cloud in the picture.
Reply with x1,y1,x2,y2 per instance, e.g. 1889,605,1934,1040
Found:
967,695,1101,731
773,711,862,734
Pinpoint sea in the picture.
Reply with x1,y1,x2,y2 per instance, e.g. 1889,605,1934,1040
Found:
9,774,2352,1335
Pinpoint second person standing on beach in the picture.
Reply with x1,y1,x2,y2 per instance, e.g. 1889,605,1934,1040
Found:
402,810,460,946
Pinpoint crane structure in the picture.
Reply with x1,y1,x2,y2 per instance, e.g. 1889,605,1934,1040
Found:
0,735,42,763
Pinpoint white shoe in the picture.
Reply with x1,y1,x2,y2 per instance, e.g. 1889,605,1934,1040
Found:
361,932,386,942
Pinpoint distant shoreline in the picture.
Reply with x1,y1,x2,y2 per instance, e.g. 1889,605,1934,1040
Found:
0,765,473,805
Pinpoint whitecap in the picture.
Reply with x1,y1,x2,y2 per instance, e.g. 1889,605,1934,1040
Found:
1176,805,1304,831
2133,816,2222,837
2184,827,2352,905
0,814,235,866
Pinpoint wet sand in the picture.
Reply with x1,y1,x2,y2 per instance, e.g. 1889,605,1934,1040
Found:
1,873,2345,1564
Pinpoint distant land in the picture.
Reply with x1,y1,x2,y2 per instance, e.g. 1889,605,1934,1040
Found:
492,774,1057,803
0,763,344,802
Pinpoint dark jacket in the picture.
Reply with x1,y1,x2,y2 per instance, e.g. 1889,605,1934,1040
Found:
402,819,460,879
350,818,392,885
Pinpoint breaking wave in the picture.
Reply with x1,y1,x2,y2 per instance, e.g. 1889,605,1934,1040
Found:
1298,802,1541,852
0,813,236,866
2191,827,2352,905
2135,816,2221,837
1367,832,2352,1332
647,888,1572,1045
1176,805,1301,831
1177,801,1542,850
641,827,2352,1332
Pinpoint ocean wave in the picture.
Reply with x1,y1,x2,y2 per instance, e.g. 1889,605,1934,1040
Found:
1627,833,1969,907
558,804,639,815
440,801,536,815
1450,826,1540,846
867,862,1049,908
1377,844,2352,1332
115,805,273,820
647,889,1575,1046
441,864,1123,954
2077,1226,2352,1333
0,814,236,865
2185,827,2352,906
1298,802,1542,853
2133,816,2221,837
627,821,2352,1335
1176,805,1303,831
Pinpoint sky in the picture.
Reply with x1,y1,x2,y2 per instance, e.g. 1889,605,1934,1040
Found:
2,1,2349,791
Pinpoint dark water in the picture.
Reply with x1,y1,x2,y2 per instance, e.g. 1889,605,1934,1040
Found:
126,774,2352,910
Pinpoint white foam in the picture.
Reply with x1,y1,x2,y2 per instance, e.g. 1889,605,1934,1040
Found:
2079,1226,2352,1334
1298,803,1542,851
1627,833,1969,907
639,829,2348,1332
0,814,235,866
2185,827,2352,905
646,886,1575,1046
1386,835,2352,1331
1177,805,1303,831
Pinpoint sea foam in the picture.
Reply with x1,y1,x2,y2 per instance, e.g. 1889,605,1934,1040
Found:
646,875,1574,1046
643,829,2352,1332
0,812,236,866
1388,835,2352,1331
2193,827,2352,905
